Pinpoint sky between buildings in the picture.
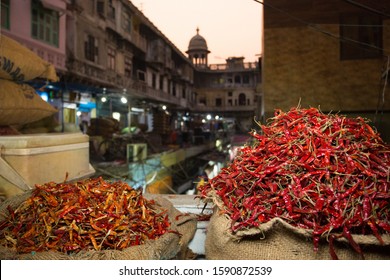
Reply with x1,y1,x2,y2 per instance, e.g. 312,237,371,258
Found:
133,0,263,64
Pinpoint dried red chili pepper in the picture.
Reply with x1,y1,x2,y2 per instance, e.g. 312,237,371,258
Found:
198,107,390,259
0,177,174,254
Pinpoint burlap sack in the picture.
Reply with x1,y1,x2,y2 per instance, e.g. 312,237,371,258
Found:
205,208,390,260
0,192,197,260
17,115,59,134
0,79,58,126
0,34,58,82
88,117,120,137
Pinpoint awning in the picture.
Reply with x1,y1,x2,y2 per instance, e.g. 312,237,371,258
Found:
79,102,96,112
40,0,66,12
27,81,105,94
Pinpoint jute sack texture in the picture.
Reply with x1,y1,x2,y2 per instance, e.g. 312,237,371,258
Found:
0,34,58,82
87,117,120,137
205,208,390,260
0,79,58,126
15,115,59,134
0,192,197,260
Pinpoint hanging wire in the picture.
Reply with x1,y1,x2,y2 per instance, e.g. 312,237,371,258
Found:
374,55,390,124
0,2,2,38
339,24,386,27
0,1,5,80
253,0,389,122
342,0,390,18
252,0,390,55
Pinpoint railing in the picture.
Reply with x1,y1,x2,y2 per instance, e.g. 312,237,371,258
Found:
208,62,258,71
67,60,134,89
131,31,147,52
204,83,258,89
130,81,190,108
68,60,105,81
193,104,257,112
67,61,191,109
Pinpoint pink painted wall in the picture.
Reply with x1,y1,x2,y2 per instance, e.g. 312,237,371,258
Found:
1,0,67,72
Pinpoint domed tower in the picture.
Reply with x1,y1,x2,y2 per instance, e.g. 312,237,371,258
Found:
186,28,210,68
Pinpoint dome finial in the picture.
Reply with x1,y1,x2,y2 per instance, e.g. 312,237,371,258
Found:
187,27,210,54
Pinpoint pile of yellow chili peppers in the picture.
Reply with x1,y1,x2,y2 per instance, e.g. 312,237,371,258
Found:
0,177,171,254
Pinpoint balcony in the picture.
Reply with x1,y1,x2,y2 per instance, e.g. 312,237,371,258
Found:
130,81,188,108
130,31,147,52
208,62,258,71
67,59,108,84
106,70,126,88
193,103,257,113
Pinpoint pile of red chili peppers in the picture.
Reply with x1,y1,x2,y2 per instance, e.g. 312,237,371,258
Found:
0,177,171,254
198,107,390,259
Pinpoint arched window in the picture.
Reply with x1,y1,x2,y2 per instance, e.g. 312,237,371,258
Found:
238,93,246,106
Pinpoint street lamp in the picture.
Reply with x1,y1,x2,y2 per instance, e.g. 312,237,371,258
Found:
121,96,128,104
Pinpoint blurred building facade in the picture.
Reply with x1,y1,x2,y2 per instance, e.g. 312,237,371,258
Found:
1,0,262,137
262,0,390,141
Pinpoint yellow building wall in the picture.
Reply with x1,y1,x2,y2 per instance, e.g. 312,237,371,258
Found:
263,22,390,117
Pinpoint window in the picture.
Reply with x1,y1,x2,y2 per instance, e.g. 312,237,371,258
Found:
122,8,131,32
216,98,222,107
340,14,382,60
182,88,186,98
31,0,59,47
238,93,246,106
234,75,241,84
243,75,250,84
1,0,10,29
107,47,116,70
152,73,156,88
108,0,115,20
172,83,176,96
228,91,233,97
97,0,105,16
137,70,145,81
124,56,132,78
160,75,164,90
85,34,99,63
